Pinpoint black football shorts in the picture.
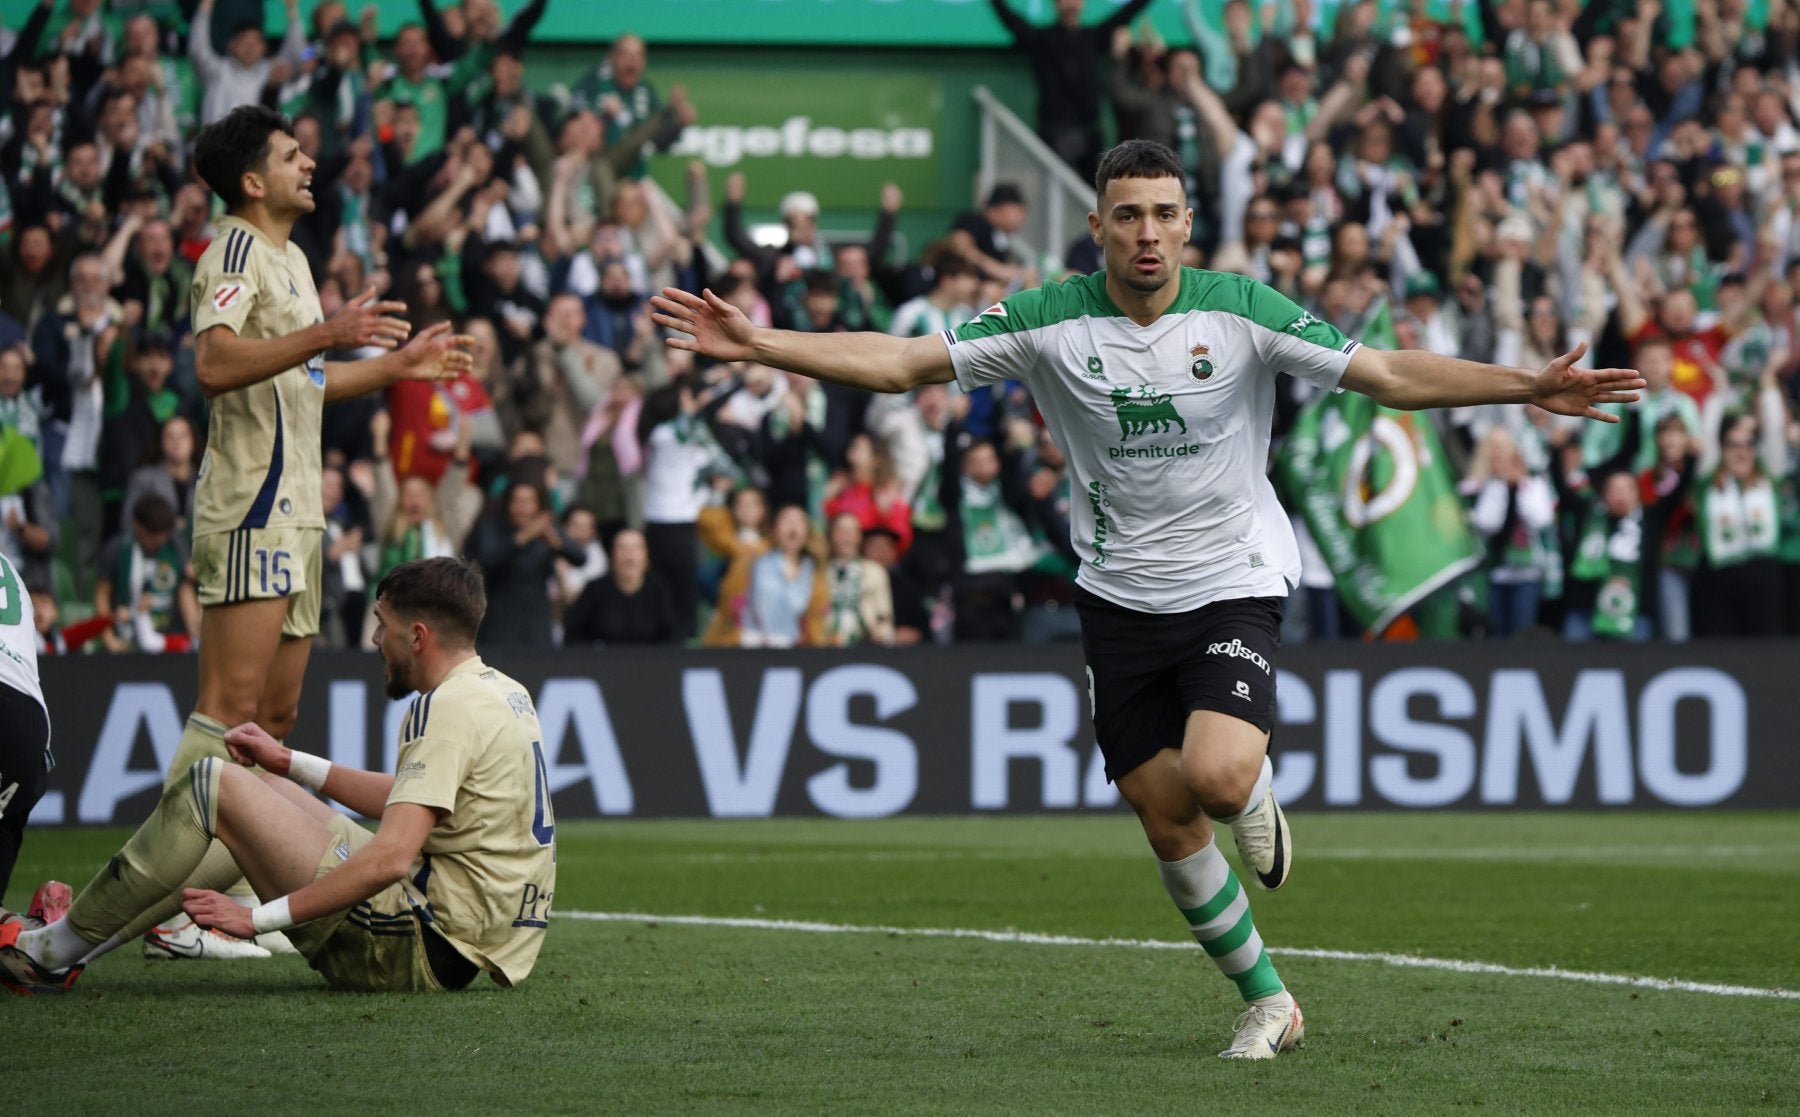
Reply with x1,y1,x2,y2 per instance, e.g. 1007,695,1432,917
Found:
1074,586,1282,782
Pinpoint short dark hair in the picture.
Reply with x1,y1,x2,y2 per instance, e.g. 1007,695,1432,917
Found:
803,269,837,297
192,105,293,211
376,557,487,648
132,494,176,534
1094,139,1185,203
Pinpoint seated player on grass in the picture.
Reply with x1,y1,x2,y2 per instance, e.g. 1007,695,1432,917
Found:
0,557,557,994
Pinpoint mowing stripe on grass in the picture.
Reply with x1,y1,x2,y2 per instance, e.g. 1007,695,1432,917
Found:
558,909,1800,1002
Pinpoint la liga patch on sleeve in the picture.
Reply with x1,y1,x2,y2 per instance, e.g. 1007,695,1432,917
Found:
212,283,243,311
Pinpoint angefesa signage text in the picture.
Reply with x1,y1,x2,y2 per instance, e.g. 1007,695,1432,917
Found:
27,643,1793,827
646,70,943,209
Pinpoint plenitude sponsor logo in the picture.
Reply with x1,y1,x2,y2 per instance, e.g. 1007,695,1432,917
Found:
1108,442,1201,459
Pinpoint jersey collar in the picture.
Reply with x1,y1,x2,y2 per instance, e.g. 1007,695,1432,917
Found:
1090,266,1193,326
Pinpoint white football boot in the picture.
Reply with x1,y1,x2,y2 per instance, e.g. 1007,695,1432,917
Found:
1218,992,1305,1060
1229,789,1293,891
143,912,272,960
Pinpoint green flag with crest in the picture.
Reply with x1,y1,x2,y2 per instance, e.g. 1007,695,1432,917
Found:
1276,299,1482,634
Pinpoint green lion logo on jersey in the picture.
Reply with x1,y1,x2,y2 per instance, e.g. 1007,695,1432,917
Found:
1110,386,1188,440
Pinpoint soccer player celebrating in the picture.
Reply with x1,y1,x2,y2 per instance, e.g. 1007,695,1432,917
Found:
0,558,556,994
649,140,1644,1059
144,105,474,959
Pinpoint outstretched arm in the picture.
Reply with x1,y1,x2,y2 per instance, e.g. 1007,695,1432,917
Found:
194,287,412,397
323,321,476,403
988,0,1034,40
1341,340,1645,419
652,287,954,394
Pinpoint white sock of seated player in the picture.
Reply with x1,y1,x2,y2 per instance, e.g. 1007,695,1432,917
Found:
1213,755,1273,823
18,919,94,972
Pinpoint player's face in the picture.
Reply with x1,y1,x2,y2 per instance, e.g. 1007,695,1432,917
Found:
1092,176,1191,296
253,132,316,217
371,600,420,699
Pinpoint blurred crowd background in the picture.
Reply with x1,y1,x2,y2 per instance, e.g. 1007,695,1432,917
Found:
2,0,1799,654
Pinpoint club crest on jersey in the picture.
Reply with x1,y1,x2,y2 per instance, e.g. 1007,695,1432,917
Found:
212,284,243,311
1189,343,1215,382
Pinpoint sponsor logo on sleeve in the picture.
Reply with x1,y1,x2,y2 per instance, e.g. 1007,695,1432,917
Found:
212,284,243,311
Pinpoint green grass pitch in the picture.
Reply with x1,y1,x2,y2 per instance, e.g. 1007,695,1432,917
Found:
7,812,1798,1115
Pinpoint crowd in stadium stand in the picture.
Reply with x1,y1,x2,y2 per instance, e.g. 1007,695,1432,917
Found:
1,0,1798,654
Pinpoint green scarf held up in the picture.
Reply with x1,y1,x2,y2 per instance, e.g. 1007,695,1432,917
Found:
1571,509,1642,638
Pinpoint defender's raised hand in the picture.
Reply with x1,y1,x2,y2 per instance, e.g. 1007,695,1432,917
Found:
652,287,758,363
1531,341,1646,422
329,285,411,350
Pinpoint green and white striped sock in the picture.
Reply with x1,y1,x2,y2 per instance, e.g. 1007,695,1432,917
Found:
1158,839,1285,1002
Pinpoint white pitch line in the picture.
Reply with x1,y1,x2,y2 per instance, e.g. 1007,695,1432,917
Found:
633,844,1800,866
557,909,1800,1002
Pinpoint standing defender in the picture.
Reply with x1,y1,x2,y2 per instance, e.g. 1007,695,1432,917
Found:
139,105,473,958
650,140,1642,1059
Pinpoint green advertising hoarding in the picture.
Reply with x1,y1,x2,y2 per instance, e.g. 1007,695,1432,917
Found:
0,0,1500,48
0,0,1327,46
645,68,944,208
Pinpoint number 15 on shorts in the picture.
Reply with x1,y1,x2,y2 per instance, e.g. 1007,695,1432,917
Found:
256,548,293,596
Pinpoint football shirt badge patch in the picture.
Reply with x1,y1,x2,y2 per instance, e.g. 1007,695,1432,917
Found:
1189,343,1215,382
212,284,243,311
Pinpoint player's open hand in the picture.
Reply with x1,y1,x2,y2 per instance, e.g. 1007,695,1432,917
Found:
651,287,758,363
1531,341,1646,422
223,721,287,772
183,888,255,940
330,286,411,351
395,321,477,382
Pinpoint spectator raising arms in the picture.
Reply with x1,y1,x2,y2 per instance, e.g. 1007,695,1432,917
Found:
469,478,584,647
987,0,1155,182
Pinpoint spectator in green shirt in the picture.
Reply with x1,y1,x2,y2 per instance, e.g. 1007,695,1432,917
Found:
567,34,684,181
374,23,447,164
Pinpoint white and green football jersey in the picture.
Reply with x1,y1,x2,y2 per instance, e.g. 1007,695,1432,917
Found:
944,268,1359,613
